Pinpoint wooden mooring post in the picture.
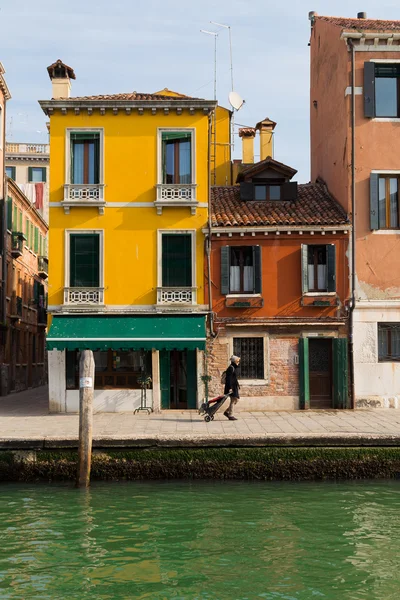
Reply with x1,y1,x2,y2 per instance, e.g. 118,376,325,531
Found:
76,350,94,488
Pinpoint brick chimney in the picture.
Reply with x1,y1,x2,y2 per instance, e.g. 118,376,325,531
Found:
255,118,277,161
47,59,76,99
239,127,256,164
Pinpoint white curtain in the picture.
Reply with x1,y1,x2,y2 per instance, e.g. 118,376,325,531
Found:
243,266,254,292
317,265,327,290
230,266,240,292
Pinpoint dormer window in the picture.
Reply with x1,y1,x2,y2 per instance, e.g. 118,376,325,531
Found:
240,181,297,202
254,184,281,201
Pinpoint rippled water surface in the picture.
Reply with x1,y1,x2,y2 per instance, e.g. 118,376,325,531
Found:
1,480,400,599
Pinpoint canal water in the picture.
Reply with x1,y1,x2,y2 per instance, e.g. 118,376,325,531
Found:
0,480,399,599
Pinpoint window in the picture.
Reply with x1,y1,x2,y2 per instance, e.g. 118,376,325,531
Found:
5,166,15,180
66,349,152,389
6,197,12,231
301,244,336,294
254,184,281,201
365,62,400,118
221,246,262,295
378,324,400,362
28,167,46,183
69,234,100,287
233,337,264,380
161,131,192,184
70,132,100,184
161,233,192,287
379,176,399,229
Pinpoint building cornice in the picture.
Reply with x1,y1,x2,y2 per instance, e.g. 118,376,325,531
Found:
0,62,11,100
341,31,400,50
39,98,217,116
203,225,351,236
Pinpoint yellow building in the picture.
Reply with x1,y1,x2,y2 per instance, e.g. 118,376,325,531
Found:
40,60,231,412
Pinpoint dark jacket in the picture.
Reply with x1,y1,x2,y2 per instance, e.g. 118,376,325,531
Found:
224,363,240,398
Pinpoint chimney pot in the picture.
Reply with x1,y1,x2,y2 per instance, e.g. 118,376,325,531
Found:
308,11,318,21
47,59,75,99
357,11,367,19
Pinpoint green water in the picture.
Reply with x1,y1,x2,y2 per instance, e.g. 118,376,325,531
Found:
0,481,400,600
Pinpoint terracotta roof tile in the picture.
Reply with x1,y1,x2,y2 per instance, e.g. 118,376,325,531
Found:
316,15,400,31
59,92,199,101
211,184,349,227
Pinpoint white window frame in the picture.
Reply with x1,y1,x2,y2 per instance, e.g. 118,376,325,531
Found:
64,229,104,305
228,332,269,385
157,128,196,185
65,128,104,185
157,229,197,305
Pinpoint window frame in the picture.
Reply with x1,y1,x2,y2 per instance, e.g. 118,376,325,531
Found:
65,128,104,185
378,174,400,230
378,323,400,362
229,333,269,384
28,167,47,183
157,229,196,290
157,128,196,185
64,229,104,290
5,166,16,180
254,183,282,201
221,245,262,296
301,243,336,295
228,246,255,294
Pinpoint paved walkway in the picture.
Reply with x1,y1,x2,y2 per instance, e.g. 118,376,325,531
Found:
2,386,400,448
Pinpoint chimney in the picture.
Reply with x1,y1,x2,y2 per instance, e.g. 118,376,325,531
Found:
239,127,256,164
255,118,277,161
47,59,76,99
357,12,367,19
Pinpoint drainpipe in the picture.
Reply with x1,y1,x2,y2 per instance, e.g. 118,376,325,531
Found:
348,39,356,409
207,110,216,338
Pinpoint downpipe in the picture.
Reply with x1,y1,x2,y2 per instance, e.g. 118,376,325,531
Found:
348,39,356,410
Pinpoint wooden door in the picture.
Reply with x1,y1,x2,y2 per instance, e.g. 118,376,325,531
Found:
309,339,332,409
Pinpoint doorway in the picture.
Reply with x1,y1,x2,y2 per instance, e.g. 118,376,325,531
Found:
309,338,332,409
160,349,197,409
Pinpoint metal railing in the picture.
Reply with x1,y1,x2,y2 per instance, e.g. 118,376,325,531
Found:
64,184,105,202
11,232,25,255
156,184,197,201
64,287,104,305
6,142,50,154
157,287,197,305
38,256,49,277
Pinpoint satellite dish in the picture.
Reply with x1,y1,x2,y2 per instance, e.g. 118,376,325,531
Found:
229,91,244,111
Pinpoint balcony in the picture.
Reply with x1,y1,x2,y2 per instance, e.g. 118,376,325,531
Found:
154,184,198,215
64,287,104,307
11,232,26,258
6,142,49,155
62,184,106,214
157,287,197,306
10,296,23,320
37,307,47,326
38,256,49,279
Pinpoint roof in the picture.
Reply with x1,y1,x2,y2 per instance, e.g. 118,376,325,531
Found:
315,15,400,31
56,91,199,101
237,156,297,182
211,183,349,227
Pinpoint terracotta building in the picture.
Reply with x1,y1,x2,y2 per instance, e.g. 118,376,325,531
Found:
206,124,351,410
309,13,400,408
0,178,48,394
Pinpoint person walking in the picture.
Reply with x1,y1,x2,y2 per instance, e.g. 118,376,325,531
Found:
224,355,241,421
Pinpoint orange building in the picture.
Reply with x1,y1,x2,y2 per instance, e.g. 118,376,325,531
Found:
206,125,351,410
309,13,400,408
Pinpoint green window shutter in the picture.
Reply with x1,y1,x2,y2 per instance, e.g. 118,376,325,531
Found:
6,166,16,180
301,244,309,294
13,205,17,231
333,338,349,409
161,234,192,287
253,246,262,294
327,244,336,292
6,197,12,231
39,234,43,256
364,61,375,118
299,337,310,410
41,167,47,183
18,210,22,233
34,227,39,253
28,167,33,182
370,173,379,230
25,218,29,246
160,350,171,409
220,246,230,295
70,234,100,287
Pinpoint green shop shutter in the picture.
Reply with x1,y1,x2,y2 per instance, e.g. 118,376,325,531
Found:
70,234,100,287
333,338,349,409
370,173,379,230
253,245,262,294
327,244,336,292
186,350,197,409
220,246,230,295
6,197,12,231
301,244,309,294
299,337,310,410
364,61,375,118
162,234,192,287
160,349,171,409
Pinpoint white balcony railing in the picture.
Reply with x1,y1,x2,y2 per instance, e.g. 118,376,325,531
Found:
157,287,197,305
64,184,105,201
64,287,104,305
6,142,50,155
156,184,197,201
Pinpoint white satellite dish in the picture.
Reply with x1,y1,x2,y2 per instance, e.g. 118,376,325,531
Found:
229,91,244,111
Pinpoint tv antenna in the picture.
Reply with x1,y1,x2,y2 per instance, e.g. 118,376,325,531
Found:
200,29,218,101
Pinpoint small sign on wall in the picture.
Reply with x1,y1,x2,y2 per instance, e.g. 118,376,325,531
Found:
80,377,93,389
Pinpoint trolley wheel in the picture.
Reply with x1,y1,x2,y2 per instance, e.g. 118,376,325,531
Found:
204,415,211,422
211,415,215,421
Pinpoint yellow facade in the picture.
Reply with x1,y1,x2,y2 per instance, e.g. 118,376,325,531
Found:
47,107,230,309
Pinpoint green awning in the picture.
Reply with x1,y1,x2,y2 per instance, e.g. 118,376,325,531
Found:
47,315,206,351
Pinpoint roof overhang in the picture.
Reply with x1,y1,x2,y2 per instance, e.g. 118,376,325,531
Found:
203,226,351,235
39,98,217,116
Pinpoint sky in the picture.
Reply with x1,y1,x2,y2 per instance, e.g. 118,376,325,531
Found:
1,0,400,182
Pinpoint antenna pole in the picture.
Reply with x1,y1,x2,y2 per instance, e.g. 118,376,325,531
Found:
201,29,218,184
210,22,235,154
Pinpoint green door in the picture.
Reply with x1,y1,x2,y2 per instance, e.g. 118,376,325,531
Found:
299,337,310,410
160,349,197,409
333,338,349,409
160,350,171,409
186,350,197,409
